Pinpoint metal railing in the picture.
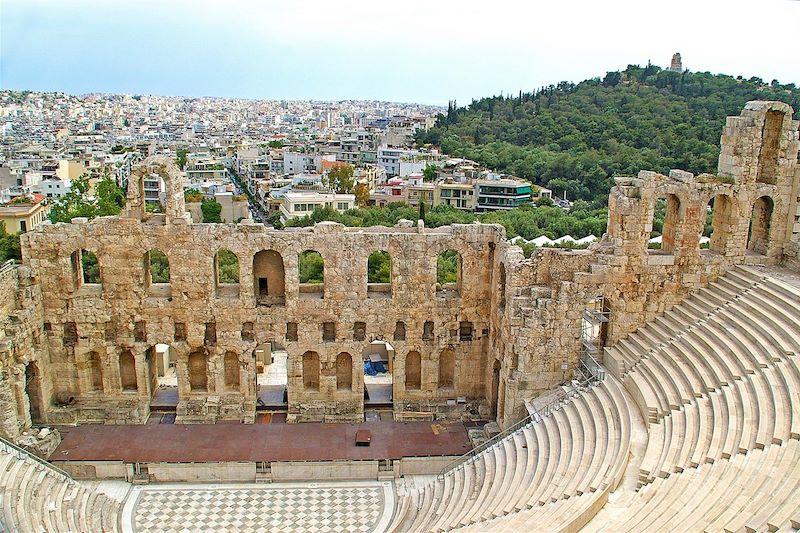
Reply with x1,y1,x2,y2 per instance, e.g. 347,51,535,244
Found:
436,414,534,481
0,434,74,484
436,353,606,481
0,259,16,274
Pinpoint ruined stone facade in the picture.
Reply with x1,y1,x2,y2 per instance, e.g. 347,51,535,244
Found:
1,102,798,438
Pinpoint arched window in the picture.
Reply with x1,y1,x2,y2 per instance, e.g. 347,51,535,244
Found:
367,250,391,297
81,250,101,284
119,350,137,391
224,351,240,390
215,249,240,297
701,195,733,254
298,250,324,299
145,249,170,296
336,352,353,391
650,194,681,254
188,350,208,391
405,351,421,390
438,349,455,389
302,351,320,391
253,250,285,305
88,351,103,392
756,110,784,185
437,249,461,295
748,195,775,255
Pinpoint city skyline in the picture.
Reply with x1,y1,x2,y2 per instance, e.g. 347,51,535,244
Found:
2,0,799,105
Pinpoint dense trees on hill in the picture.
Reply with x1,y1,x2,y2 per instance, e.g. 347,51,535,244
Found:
417,65,800,204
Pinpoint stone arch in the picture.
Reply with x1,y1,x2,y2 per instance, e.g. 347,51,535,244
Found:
224,351,240,390
215,249,240,297
336,352,353,391
188,350,208,392
88,351,103,392
298,250,324,299
302,351,320,391
119,350,137,391
126,156,187,223
701,194,734,253
253,250,285,304
437,249,461,295
748,195,775,255
405,350,421,390
438,348,455,389
650,193,681,254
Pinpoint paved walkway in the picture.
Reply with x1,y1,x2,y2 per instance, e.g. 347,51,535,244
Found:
121,481,394,533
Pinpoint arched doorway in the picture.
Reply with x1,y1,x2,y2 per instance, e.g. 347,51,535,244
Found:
747,195,774,255
257,342,288,411
148,344,178,412
363,341,394,409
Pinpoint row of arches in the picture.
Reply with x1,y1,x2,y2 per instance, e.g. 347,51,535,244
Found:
299,349,454,391
86,349,242,395
648,193,776,256
69,247,465,298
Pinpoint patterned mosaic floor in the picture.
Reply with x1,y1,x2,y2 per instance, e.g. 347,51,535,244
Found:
121,481,395,533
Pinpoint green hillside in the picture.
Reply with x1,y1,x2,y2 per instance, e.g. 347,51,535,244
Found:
415,64,800,205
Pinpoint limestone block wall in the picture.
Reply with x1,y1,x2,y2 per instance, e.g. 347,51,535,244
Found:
0,262,49,439
21,214,501,424
490,247,596,427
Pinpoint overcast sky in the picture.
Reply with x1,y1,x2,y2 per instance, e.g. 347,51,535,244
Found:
2,0,798,105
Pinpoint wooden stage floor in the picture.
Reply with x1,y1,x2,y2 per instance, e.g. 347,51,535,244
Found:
50,420,472,463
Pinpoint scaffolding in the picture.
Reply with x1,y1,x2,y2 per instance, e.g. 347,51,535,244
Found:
580,296,609,381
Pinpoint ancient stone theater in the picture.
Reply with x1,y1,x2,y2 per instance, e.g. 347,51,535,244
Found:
1,101,800,532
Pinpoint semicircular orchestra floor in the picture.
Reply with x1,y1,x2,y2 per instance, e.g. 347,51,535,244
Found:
121,481,395,533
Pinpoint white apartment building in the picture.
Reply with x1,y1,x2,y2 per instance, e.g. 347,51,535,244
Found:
377,146,418,176
34,177,71,199
279,190,356,222
283,152,336,175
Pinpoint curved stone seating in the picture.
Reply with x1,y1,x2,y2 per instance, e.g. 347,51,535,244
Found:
0,448,121,533
390,377,632,532
394,267,800,532
587,439,800,533
579,267,800,531
617,272,800,488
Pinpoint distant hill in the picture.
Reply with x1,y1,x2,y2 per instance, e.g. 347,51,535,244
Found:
415,64,800,205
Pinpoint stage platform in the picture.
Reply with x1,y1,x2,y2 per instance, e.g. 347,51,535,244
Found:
51,420,472,463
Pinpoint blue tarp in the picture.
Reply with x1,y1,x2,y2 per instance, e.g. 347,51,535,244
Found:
364,361,378,376
363,360,387,375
